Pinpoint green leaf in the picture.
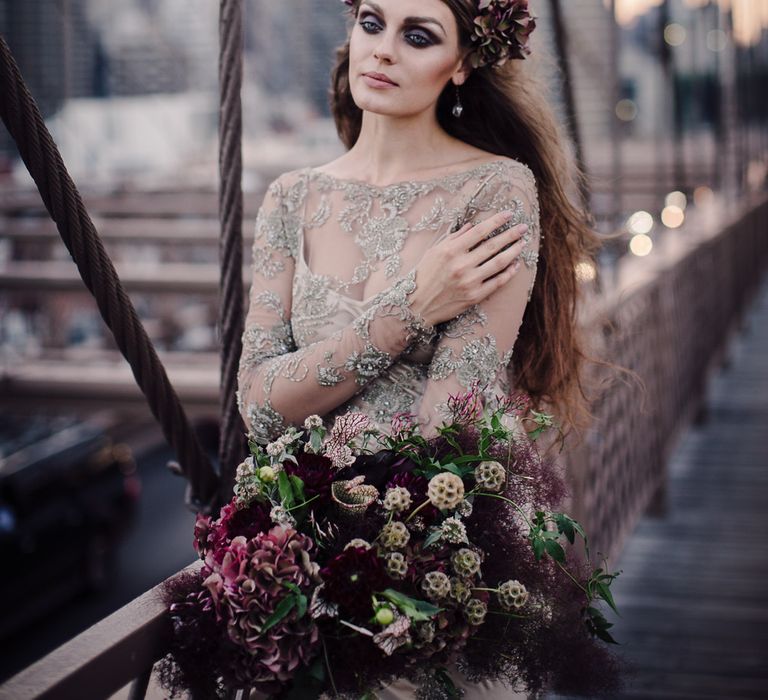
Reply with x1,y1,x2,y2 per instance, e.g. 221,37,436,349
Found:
584,606,619,643
595,581,620,616
544,538,566,563
308,657,326,682
296,593,308,620
554,513,576,544
278,470,295,509
289,474,307,503
433,667,463,699
261,595,296,633
424,529,443,547
439,462,464,477
381,589,441,621
453,454,483,466
532,536,545,561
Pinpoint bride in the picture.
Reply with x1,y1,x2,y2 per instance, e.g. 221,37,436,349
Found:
237,0,600,696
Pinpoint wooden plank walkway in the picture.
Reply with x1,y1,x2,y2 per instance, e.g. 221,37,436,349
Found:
551,279,768,699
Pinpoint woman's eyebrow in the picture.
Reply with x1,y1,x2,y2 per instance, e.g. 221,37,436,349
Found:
359,1,447,37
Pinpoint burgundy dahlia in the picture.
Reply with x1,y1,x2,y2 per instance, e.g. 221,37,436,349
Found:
193,498,271,565
320,545,393,619
284,452,335,500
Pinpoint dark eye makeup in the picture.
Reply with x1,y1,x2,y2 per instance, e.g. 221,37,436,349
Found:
358,12,438,48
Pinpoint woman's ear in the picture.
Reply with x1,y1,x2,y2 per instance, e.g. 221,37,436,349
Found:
452,57,472,87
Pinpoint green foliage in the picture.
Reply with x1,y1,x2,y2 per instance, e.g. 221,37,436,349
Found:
261,581,309,634
380,589,442,622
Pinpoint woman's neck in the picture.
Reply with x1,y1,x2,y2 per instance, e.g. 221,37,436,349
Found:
341,109,472,186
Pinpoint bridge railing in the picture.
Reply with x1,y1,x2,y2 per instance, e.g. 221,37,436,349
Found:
1,192,766,700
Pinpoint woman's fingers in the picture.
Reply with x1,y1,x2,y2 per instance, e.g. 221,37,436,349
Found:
469,222,527,266
475,237,527,282
452,210,515,248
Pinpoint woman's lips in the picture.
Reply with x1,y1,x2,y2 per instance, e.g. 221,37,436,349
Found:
362,73,398,89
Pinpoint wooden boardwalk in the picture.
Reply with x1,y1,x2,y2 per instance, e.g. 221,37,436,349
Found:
551,280,768,699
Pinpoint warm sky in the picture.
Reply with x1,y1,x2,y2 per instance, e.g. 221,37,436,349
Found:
607,0,768,45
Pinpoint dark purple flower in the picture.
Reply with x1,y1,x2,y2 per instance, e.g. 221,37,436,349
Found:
284,452,335,500
193,498,271,564
319,546,393,619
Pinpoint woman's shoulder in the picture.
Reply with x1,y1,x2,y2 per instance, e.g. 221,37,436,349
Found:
482,155,536,187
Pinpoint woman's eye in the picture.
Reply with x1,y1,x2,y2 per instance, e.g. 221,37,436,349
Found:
359,19,381,33
406,31,432,47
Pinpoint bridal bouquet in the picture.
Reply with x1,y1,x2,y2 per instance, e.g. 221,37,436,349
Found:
158,385,626,699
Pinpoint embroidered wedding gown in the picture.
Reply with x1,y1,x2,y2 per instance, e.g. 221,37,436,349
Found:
236,157,540,699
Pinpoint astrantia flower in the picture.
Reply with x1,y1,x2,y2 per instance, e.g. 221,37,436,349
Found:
319,546,393,619
303,414,324,430
440,516,469,544
270,505,296,527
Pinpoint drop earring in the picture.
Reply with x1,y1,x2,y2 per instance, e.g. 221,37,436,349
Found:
452,84,463,118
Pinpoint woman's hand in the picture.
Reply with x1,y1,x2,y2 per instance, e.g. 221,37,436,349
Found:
409,211,530,327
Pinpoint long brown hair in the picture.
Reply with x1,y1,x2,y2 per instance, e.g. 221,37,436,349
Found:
329,0,602,434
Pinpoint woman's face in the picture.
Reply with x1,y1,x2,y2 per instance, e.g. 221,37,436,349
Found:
348,0,468,118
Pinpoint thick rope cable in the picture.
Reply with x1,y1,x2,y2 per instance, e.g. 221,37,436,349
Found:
217,0,248,503
549,0,592,222
0,33,219,514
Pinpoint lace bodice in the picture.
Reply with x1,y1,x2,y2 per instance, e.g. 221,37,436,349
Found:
236,157,541,444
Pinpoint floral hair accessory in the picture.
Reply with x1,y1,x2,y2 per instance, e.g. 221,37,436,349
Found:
471,0,537,68
340,0,536,69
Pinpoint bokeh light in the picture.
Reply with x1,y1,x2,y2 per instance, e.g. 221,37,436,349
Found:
706,29,728,52
661,205,685,228
664,23,687,46
575,261,598,283
629,233,654,257
693,186,714,206
616,99,638,122
665,191,687,210
627,210,654,235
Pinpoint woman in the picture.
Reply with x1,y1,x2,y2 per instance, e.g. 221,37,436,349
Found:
237,0,599,696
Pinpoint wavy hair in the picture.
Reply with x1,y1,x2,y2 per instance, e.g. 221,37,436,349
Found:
329,0,603,435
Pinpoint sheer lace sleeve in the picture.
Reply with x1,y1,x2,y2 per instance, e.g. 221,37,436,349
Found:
416,162,541,438
236,174,436,444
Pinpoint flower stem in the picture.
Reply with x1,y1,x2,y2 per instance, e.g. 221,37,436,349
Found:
404,498,432,524
471,492,533,530
555,559,589,596
321,635,337,696
286,494,321,512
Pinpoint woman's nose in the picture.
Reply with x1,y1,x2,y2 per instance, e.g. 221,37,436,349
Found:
373,31,396,63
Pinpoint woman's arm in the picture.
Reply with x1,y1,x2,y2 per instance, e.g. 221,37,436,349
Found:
236,174,434,443
416,163,541,437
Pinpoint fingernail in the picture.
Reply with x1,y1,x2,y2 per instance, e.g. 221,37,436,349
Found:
518,223,529,233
